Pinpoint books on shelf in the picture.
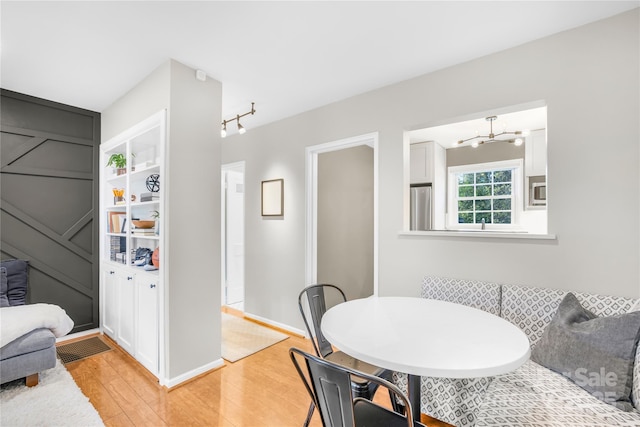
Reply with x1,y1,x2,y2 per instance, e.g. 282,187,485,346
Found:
140,192,160,202
132,228,157,236
109,236,126,263
108,211,127,233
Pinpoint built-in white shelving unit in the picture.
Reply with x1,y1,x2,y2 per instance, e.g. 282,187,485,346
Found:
99,110,165,378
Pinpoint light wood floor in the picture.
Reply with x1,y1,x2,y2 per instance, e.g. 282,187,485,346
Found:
64,324,450,426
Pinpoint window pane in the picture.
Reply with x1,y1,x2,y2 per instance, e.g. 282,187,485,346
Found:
459,186,474,197
458,200,473,211
458,173,474,185
493,170,512,183
476,212,491,223
476,172,491,184
475,200,491,211
476,185,491,197
494,212,511,224
494,183,511,196
452,161,520,229
493,198,511,210
458,213,474,223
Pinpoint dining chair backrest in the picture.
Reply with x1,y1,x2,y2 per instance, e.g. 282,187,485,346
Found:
289,347,415,427
298,284,347,358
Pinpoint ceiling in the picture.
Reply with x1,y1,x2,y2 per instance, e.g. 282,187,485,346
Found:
2,1,637,136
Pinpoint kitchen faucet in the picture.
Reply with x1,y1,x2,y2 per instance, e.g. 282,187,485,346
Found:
481,218,486,230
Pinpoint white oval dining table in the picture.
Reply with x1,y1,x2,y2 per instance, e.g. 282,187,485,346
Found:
321,296,531,421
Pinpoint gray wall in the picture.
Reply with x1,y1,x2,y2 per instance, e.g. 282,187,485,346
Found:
102,60,222,382
222,9,639,333
317,146,374,300
1,89,100,332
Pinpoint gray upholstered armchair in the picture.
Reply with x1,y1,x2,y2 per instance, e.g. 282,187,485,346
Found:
0,260,72,386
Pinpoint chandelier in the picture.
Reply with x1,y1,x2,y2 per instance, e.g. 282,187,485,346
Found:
457,115,529,148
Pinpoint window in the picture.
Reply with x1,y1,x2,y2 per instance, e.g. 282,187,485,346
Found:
447,159,523,229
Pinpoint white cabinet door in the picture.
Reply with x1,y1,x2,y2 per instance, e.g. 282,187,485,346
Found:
136,273,158,375
102,265,119,340
525,129,547,176
117,272,136,356
410,142,432,184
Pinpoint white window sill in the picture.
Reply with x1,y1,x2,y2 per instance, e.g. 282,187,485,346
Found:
398,230,557,240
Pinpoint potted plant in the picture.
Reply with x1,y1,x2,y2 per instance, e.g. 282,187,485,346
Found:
107,153,127,175
107,153,135,175
151,210,160,236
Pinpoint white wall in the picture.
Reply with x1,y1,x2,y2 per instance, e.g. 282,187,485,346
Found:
102,59,222,383
102,62,171,142
221,9,639,332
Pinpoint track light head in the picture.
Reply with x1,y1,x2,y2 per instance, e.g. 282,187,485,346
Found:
221,102,256,137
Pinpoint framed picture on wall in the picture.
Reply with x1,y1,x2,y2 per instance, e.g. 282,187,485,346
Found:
261,178,284,216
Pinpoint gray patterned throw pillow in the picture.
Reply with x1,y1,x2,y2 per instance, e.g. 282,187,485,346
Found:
0,259,28,306
531,292,640,411
0,267,9,307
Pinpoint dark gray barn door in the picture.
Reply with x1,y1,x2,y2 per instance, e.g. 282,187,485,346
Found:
1,89,100,333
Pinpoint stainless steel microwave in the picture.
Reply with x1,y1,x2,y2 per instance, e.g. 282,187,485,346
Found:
531,182,547,206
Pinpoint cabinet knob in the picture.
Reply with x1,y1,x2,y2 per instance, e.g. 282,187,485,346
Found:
109,271,115,275
150,284,156,289
127,276,133,281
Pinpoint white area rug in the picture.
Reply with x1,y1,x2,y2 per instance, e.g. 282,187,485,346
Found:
0,359,104,426
221,313,289,362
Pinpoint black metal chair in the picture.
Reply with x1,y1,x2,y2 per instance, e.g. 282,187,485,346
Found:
298,284,398,426
290,347,424,427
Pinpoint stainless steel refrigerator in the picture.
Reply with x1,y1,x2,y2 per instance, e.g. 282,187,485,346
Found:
410,183,432,231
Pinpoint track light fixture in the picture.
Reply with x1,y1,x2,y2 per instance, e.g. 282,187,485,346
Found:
221,102,256,138
457,115,529,148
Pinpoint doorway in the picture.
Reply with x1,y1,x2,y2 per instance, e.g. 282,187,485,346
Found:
305,133,378,298
221,162,245,311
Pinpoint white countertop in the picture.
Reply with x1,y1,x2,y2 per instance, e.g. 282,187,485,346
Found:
321,296,530,378
398,230,557,240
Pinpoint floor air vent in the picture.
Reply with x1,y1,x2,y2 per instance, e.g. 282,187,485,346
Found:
56,336,112,364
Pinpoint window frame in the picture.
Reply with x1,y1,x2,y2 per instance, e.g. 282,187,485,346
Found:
447,158,523,230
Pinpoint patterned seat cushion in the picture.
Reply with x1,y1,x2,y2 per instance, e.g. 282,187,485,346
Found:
421,276,501,316
392,276,501,426
476,360,640,427
393,371,492,427
500,284,565,349
408,277,640,425
574,291,636,317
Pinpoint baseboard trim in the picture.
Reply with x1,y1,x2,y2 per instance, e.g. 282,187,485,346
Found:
163,358,225,389
243,312,307,338
56,328,101,343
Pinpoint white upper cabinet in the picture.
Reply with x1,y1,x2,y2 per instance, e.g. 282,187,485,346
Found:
410,142,433,184
525,129,547,177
